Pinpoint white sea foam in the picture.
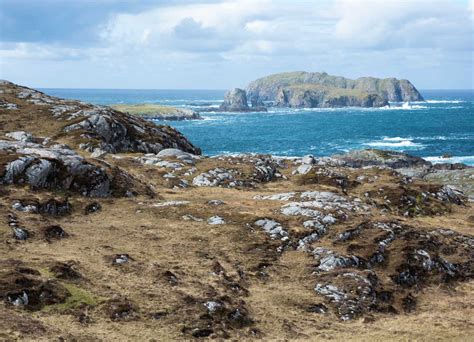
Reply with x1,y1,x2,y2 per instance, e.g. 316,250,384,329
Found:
424,100,465,104
364,137,424,149
381,137,411,142
424,156,474,166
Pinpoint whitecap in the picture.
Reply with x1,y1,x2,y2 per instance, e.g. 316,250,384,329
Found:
381,137,411,142
424,100,465,104
424,155,474,166
364,139,424,148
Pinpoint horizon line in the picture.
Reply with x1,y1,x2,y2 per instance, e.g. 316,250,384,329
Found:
36,87,474,91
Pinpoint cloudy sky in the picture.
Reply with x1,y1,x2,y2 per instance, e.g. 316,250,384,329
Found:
0,0,472,89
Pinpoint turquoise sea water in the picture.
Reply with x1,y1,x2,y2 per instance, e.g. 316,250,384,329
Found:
41,88,474,165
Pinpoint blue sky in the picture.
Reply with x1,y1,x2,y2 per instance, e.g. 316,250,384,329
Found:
0,0,472,89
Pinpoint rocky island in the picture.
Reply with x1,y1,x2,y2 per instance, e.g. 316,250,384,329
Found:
241,71,423,109
0,80,472,341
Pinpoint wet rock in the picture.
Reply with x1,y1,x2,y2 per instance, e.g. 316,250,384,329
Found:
208,216,226,225
84,201,101,214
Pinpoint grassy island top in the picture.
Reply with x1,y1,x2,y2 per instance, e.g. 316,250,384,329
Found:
110,103,193,116
282,83,375,99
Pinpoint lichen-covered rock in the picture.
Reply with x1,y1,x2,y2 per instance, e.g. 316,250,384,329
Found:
254,219,288,240
0,140,151,197
192,155,280,188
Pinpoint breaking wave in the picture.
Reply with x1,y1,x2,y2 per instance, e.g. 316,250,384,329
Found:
364,137,424,149
424,155,474,166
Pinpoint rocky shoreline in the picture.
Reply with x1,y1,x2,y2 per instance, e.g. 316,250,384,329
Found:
0,80,472,340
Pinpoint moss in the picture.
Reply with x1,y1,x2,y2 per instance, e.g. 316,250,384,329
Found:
37,267,54,278
42,283,101,312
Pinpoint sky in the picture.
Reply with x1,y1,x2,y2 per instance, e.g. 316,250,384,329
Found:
0,0,473,89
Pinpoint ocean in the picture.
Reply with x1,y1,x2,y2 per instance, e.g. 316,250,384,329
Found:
40,88,474,165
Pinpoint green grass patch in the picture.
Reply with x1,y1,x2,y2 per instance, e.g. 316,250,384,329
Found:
110,104,188,116
43,283,102,312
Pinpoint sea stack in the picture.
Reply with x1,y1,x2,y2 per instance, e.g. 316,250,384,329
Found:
219,88,267,112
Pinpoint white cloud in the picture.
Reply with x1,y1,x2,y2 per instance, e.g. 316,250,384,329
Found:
0,0,472,88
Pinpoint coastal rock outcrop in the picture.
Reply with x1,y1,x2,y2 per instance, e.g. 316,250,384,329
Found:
0,81,201,155
246,71,424,107
219,88,266,112
0,139,151,197
333,149,432,169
